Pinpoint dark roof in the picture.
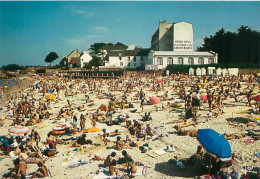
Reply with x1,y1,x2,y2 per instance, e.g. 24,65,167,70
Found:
108,48,150,57
108,50,126,57
69,58,79,64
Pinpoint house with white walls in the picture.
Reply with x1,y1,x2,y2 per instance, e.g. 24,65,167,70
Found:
104,44,150,70
60,49,92,68
79,51,92,67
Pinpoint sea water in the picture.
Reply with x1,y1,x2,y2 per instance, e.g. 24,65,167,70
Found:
0,79,18,87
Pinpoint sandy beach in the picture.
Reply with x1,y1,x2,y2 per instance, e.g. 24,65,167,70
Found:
0,74,259,179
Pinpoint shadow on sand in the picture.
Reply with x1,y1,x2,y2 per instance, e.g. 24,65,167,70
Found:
226,117,250,124
154,161,195,178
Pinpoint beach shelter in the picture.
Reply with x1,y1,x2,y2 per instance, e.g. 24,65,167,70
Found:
45,93,56,100
84,127,101,133
216,68,222,76
150,96,160,104
196,68,202,76
189,68,195,76
253,95,260,101
8,126,30,135
197,129,231,161
201,68,206,76
222,68,228,77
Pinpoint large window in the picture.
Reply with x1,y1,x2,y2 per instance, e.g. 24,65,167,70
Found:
157,57,163,65
208,58,214,64
188,57,194,65
198,58,204,65
178,57,184,65
167,57,173,65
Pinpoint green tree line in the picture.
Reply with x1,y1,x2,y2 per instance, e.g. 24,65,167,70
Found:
197,26,260,65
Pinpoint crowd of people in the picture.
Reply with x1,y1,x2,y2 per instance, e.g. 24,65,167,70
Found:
0,72,259,178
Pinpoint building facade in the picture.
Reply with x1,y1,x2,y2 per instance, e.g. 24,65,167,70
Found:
104,45,149,69
60,49,92,68
148,20,217,70
79,51,92,68
151,21,193,52
147,51,218,70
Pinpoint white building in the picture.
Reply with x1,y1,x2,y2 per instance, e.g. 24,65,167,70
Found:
147,51,218,70
104,45,149,69
148,20,218,70
151,21,193,51
79,51,92,68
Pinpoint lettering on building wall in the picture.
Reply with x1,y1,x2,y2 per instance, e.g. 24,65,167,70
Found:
174,40,192,50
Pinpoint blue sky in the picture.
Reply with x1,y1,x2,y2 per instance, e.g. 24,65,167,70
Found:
0,1,260,67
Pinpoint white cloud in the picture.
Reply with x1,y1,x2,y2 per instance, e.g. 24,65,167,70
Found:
74,8,94,19
63,35,99,49
83,12,94,19
93,26,109,33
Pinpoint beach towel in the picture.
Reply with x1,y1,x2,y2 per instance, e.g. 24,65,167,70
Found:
255,152,260,158
67,160,88,169
92,171,119,179
154,148,167,155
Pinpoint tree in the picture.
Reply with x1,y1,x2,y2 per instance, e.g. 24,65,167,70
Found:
85,56,101,69
45,52,59,66
197,26,260,65
1,64,26,71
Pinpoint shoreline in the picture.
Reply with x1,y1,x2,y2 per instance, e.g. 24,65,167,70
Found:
0,77,35,104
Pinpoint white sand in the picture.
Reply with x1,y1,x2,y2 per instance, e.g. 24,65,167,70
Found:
0,75,259,179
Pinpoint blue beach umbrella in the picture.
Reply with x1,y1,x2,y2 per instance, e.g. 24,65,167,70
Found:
197,129,231,161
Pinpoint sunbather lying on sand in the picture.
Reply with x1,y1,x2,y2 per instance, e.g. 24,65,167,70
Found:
223,133,246,140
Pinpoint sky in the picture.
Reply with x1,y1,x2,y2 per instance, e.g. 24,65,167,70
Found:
0,1,260,67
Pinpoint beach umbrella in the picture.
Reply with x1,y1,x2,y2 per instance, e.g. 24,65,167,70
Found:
197,129,231,161
45,93,56,100
8,126,30,135
200,95,207,100
84,127,101,133
253,94,260,101
150,96,160,104
209,74,215,77
157,80,163,83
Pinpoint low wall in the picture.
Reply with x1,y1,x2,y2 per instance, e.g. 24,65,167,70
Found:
123,70,165,78
238,68,260,75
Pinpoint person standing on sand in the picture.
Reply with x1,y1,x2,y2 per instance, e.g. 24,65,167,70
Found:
72,115,78,134
80,114,86,132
